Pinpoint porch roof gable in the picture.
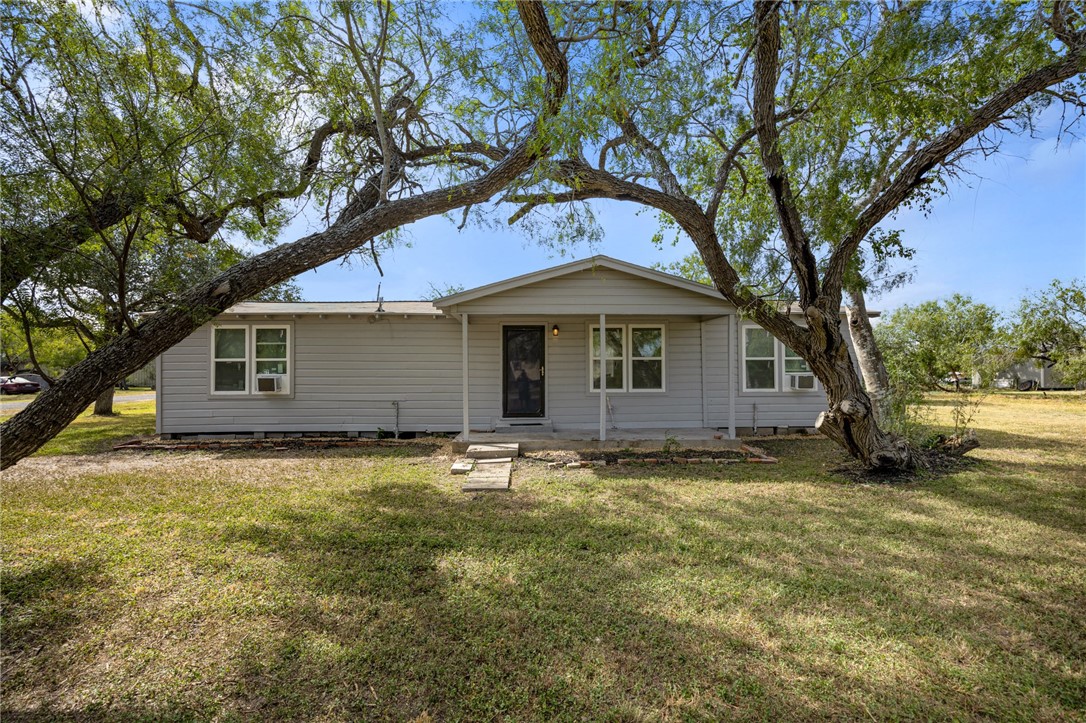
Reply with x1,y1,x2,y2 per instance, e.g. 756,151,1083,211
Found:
433,255,727,312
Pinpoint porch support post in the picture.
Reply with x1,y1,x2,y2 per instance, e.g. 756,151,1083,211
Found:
462,313,470,443
728,313,736,439
599,312,606,442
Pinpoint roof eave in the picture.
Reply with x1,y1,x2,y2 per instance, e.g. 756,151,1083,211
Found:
434,255,725,307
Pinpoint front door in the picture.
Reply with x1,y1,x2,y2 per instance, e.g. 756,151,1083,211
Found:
502,326,545,417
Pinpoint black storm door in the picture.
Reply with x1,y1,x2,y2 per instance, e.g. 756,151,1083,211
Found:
503,326,545,417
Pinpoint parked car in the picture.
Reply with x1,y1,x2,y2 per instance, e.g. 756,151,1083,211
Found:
0,376,41,394
15,373,50,391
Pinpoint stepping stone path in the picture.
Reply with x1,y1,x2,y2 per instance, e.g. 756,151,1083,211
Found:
458,443,520,492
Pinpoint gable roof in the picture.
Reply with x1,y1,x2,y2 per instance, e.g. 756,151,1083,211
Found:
433,255,724,307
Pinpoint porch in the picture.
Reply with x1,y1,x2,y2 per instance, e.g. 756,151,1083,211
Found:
452,427,742,453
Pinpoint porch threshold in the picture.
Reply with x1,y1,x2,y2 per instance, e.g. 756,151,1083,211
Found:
453,428,739,453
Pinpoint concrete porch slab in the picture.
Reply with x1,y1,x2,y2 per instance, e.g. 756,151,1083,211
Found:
454,428,740,454
465,443,521,459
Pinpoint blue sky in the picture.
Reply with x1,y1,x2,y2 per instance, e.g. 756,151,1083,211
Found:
291,116,1085,318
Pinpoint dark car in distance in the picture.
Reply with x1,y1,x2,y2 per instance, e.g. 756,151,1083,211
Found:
0,376,41,394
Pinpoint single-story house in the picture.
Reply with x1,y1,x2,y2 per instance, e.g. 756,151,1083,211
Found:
978,360,1067,390
157,256,866,440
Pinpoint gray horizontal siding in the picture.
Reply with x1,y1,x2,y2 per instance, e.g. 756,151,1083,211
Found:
705,316,858,429
702,318,730,428
466,315,707,431
452,268,731,316
160,316,464,434
160,309,855,435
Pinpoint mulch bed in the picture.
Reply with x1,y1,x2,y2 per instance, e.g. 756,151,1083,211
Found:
113,437,443,453
523,445,774,467
119,438,778,466
832,447,979,483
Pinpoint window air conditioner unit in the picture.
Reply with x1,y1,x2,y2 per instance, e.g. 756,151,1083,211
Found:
256,374,285,393
788,374,815,390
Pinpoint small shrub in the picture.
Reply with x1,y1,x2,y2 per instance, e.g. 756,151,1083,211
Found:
880,384,931,447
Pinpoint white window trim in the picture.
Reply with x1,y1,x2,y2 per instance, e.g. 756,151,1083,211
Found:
210,324,249,395
742,324,777,392
783,346,813,376
741,323,819,393
588,324,666,393
252,324,292,395
209,323,293,397
589,324,626,392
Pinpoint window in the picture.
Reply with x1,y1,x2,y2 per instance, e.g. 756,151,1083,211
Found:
255,327,288,375
591,326,624,391
742,324,817,392
211,324,291,395
743,327,777,391
631,327,664,390
590,324,665,392
784,345,811,375
212,326,248,393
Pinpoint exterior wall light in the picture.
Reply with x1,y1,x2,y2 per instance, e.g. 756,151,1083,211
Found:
552,325,559,337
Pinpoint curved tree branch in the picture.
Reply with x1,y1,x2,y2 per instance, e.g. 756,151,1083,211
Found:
0,0,569,470
751,1,820,309
823,44,1086,304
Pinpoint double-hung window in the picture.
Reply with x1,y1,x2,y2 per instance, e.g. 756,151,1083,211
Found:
211,324,291,395
742,324,817,392
212,326,249,393
743,326,777,391
591,326,625,391
255,327,289,375
784,346,812,375
590,324,665,392
630,327,664,390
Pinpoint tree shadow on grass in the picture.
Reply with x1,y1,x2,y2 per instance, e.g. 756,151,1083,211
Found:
1,557,108,653
211,481,1081,720
211,483,825,719
6,470,1083,721
969,427,1086,457
1,556,120,717
922,460,1085,536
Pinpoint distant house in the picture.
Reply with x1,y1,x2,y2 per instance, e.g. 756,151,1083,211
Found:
157,256,868,439
980,360,1066,390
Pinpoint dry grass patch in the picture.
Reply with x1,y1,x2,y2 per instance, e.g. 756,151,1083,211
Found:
1,394,1084,721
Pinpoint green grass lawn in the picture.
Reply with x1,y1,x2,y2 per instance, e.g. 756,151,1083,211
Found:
2,394,1083,721
1,399,155,456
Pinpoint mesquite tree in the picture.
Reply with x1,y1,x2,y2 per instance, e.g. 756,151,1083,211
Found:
1011,279,1086,386
3,221,302,415
876,295,1006,393
0,0,570,469
498,0,1085,469
0,0,311,300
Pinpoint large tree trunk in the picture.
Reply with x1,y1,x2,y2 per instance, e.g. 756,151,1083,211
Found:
0,167,538,468
805,307,913,470
846,289,891,423
92,386,115,416
0,0,567,471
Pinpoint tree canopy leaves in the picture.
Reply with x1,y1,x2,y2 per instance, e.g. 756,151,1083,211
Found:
875,294,1005,392
1012,279,1086,386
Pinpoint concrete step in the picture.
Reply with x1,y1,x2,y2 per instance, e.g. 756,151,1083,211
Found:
465,443,520,459
494,419,553,434
462,460,512,492
450,459,475,475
